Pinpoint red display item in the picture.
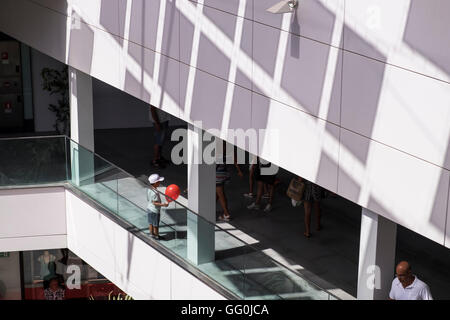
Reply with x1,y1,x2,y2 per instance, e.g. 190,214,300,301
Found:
165,184,180,202
4,102,12,114
1,52,8,60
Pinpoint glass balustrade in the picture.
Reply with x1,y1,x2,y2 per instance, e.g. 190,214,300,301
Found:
0,135,339,300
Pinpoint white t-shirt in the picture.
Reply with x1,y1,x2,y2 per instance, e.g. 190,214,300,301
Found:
147,188,161,214
389,276,433,300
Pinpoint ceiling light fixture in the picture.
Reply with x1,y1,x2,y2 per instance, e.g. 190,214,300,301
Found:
266,0,298,14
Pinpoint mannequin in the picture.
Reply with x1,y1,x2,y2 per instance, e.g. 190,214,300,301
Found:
37,251,56,280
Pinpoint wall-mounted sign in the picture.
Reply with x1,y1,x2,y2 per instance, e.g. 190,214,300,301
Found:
0,252,10,258
1,52,9,64
4,102,12,114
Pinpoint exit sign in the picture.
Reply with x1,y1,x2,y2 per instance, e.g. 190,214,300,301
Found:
0,252,10,258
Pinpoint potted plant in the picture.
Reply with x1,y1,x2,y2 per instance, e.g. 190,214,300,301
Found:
41,66,70,135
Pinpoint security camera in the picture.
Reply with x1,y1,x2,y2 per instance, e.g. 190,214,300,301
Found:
266,0,298,14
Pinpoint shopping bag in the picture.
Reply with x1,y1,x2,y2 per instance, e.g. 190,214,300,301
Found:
286,178,305,201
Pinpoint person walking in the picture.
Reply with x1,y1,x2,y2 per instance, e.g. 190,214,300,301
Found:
302,178,323,238
243,154,258,198
389,261,433,300
147,173,168,240
247,158,277,213
216,141,243,222
150,105,170,168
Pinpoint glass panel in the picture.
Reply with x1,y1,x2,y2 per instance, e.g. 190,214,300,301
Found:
67,139,119,214
0,136,66,186
0,136,339,300
21,248,128,300
196,221,247,299
242,250,328,300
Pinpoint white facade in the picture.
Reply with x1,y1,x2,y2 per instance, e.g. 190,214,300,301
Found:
0,187,225,300
0,0,447,248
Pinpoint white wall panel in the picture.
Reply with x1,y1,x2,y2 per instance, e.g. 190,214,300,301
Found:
253,23,341,124
342,52,450,170
65,190,117,283
338,129,449,245
1,0,449,246
344,0,450,83
445,183,450,249
0,235,67,253
65,189,225,300
195,0,253,19
252,94,339,192
180,64,252,135
69,0,121,37
0,0,67,63
0,187,66,238
372,64,450,170
171,262,226,300
114,226,172,300
119,0,179,60
253,0,343,47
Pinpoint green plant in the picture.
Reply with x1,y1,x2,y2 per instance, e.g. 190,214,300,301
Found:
41,66,70,135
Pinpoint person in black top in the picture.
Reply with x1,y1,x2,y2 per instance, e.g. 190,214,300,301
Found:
247,157,277,213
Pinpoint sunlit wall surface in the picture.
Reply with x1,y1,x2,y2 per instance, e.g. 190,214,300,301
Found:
0,0,448,247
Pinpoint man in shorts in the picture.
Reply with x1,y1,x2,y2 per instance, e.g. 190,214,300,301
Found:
150,106,170,168
147,173,168,240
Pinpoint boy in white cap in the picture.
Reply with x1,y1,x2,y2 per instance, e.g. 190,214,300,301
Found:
147,173,168,239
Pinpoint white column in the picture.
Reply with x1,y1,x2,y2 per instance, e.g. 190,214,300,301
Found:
69,66,94,149
187,124,215,265
69,66,94,186
357,207,397,300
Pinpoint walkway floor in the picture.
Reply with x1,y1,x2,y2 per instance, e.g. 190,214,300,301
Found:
93,126,450,300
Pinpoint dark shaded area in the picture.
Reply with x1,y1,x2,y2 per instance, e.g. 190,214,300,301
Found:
396,225,450,299
0,137,66,186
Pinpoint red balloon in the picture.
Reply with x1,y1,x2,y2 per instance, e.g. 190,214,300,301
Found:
165,184,180,202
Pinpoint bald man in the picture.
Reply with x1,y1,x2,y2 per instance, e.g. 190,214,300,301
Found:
389,261,433,300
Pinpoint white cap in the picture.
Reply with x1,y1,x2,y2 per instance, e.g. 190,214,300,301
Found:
148,173,164,184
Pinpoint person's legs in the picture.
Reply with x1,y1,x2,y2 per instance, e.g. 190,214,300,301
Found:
248,181,263,209
268,184,275,205
244,165,255,197
216,185,231,218
158,121,168,162
263,183,269,198
152,122,168,167
249,165,254,193
314,200,321,231
303,201,312,238
153,144,160,161
149,224,154,236
148,211,154,236
155,214,161,237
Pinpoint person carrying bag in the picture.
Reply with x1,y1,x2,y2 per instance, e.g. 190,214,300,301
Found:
287,176,305,207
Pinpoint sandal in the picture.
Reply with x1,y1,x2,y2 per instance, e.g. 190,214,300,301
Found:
218,215,231,222
303,232,311,238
